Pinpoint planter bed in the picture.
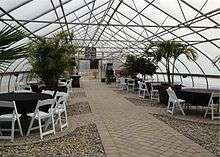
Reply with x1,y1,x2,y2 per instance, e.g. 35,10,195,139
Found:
0,124,105,157
67,101,92,116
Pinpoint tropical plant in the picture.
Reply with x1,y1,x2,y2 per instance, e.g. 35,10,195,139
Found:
123,54,157,79
28,31,77,86
123,55,138,78
136,56,157,78
145,41,197,85
0,25,27,70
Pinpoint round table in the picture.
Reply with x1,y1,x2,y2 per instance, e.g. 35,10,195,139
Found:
0,92,53,115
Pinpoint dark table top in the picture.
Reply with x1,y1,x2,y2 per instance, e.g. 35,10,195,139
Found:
0,92,53,115
175,88,220,106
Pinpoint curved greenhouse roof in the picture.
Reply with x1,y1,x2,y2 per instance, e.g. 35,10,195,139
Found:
0,0,219,91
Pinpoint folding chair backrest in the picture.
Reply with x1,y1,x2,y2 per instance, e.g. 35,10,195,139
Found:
138,82,146,90
35,99,56,114
127,79,134,85
42,90,55,96
166,87,178,102
55,91,68,100
151,83,160,91
0,101,14,108
67,79,72,87
0,101,18,116
56,95,68,108
120,77,126,84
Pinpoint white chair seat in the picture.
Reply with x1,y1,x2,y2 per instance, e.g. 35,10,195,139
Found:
27,111,51,119
51,108,65,114
178,99,185,103
0,114,21,120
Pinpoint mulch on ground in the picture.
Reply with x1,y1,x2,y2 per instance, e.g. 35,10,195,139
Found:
67,101,91,116
153,114,220,157
0,124,105,157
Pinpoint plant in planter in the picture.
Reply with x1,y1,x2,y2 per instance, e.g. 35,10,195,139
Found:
123,54,138,79
0,25,27,70
145,41,197,85
123,54,157,79
28,31,77,87
144,41,197,104
136,56,157,79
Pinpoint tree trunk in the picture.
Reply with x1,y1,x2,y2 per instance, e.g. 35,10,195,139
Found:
171,60,176,85
166,59,171,85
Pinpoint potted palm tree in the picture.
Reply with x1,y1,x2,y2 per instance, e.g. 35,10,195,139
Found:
28,31,77,90
144,40,198,104
0,25,27,70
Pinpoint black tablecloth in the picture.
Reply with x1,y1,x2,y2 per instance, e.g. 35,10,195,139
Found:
175,88,220,106
0,92,53,115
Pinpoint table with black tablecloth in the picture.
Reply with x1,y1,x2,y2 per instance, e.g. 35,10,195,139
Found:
0,92,53,116
175,88,220,107
0,92,53,133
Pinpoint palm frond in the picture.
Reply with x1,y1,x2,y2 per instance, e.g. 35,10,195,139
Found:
0,25,27,66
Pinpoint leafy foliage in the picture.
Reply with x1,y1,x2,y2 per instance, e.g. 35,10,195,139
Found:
145,41,197,85
123,54,157,78
0,25,27,70
28,31,77,86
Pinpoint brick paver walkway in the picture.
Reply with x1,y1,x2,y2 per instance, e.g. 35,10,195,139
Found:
72,80,216,157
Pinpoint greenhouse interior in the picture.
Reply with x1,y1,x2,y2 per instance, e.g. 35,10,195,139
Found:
0,0,219,156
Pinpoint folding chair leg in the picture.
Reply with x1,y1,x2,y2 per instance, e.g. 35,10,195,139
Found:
11,120,15,142
58,113,62,131
171,103,175,115
211,105,214,120
204,103,211,118
64,109,68,128
51,114,55,135
17,119,23,136
178,103,185,115
38,118,43,139
26,116,35,136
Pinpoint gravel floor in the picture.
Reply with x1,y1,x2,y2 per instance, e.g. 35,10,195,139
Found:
67,101,91,116
125,97,165,108
0,124,106,157
72,92,87,98
153,114,220,157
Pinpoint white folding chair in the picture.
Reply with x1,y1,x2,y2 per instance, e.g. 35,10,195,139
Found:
41,90,55,97
204,93,220,120
0,101,23,142
67,79,73,93
166,87,185,115
26,99,56,139
127,78,135,91
150,83,160,100
115,77,121,87
119,77,127,90
53,95,68,131
138,82,150,99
